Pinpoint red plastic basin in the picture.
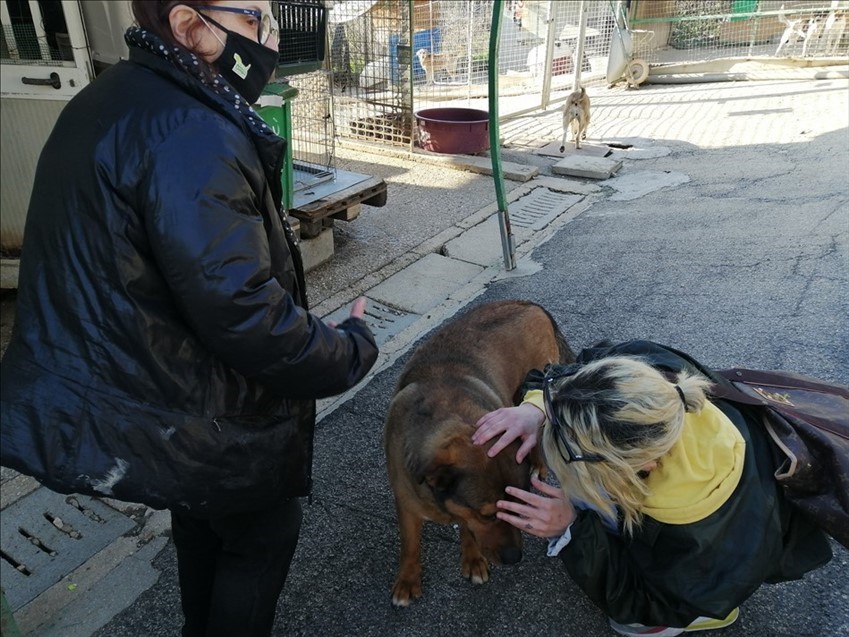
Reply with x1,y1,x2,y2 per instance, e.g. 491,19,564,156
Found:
415,108,490,155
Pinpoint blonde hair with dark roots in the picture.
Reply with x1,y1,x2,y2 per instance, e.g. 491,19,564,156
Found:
541,356,712,535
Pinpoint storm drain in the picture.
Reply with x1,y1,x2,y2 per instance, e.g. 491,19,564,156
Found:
323,300,419,347
509,189,584,231
0,488,136,610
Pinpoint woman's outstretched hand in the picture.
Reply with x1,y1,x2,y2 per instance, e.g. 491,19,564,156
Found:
348,297,367,320
328,297,367,328
473,403,545,463
497,474,575,539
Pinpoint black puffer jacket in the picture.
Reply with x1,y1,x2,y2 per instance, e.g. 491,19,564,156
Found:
0,48,378,516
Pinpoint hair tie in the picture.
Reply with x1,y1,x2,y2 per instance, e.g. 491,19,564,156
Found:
674,384,687,407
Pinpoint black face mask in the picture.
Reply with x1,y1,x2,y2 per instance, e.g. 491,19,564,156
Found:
200,14,278,104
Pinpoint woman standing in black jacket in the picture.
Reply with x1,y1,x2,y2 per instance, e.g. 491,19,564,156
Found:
0,2,378,635
473,341,832,636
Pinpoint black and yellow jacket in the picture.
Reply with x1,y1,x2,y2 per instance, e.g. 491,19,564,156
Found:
524,340,832,628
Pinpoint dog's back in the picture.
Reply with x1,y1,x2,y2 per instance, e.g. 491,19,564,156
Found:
394,300,571,400
387,301,571,488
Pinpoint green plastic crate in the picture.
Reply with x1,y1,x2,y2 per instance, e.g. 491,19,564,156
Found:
256,82,299,210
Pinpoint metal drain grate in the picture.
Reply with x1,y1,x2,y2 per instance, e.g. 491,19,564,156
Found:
1,489,136,610
509,189,584,231
322,300,419,347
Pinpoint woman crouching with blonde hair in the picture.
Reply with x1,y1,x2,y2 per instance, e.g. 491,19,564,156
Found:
473,340,832,637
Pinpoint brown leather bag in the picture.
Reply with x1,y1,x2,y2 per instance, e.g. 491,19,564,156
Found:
713,368,849,549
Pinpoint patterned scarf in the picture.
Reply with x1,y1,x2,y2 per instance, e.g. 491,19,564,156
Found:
123,26,278,142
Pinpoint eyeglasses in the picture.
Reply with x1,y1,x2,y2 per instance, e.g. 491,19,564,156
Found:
195,5,279,45
543,370,605,464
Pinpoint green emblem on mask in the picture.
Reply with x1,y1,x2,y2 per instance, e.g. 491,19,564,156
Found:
231,53,252,80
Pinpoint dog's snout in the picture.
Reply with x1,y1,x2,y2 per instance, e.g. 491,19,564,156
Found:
500,546,522,565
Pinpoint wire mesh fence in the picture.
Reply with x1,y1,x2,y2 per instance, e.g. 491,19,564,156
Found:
5,0,844,159
630,0,849,65
0,1,74,65
277,0,328,74
328,0,415,146
409,1,616,109
268,1,336,199
493,1,617,109
326,0,846,154
327,0,620,151
287,70,337,193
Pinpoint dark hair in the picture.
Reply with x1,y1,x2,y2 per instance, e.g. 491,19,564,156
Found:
131,1,211,51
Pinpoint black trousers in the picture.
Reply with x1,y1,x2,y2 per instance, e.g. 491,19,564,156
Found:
170,498,302,637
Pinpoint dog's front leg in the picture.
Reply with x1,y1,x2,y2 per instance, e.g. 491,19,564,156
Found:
459,524,490,584
391,506,424,606
559,117,569,153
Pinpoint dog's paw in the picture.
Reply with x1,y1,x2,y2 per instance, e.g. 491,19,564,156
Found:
391,575,422,607
461,555,490,584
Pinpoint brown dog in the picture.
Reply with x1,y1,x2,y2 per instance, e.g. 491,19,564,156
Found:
384,300,575,606
559,86,591,152
416,48,457,85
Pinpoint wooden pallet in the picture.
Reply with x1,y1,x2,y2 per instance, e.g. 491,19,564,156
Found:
290,176,387,238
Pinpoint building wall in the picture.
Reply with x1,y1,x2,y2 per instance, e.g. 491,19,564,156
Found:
0,98,67,253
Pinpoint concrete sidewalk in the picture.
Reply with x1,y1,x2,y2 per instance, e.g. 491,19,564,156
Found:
1,75,848,636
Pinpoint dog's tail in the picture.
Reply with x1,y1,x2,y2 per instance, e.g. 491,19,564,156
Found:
556,329,577,364
537,304,577,364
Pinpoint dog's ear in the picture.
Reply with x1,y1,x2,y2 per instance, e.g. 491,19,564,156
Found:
419,463,461,502
413,434,474,499
414,455,462,505
528,444,548,480
413,457,440,485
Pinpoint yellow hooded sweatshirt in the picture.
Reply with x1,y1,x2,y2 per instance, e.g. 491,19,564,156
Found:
642,401,745,524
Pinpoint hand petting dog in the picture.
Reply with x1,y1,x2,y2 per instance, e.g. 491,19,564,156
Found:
473,403,545,463
474,407,575,539
501,474,575,539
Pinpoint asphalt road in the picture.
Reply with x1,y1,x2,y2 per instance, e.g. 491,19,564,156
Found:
93,80,849,636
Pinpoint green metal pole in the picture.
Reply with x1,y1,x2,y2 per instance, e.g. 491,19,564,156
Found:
1,589,22,637
488,0,515,270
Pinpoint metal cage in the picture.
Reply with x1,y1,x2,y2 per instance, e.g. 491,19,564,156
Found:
276,0,328,75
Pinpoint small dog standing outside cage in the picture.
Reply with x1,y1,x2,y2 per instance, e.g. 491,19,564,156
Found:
559,86,591,151
473,340,839,637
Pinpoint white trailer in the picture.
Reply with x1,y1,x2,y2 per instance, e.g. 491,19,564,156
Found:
1,0,133,287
